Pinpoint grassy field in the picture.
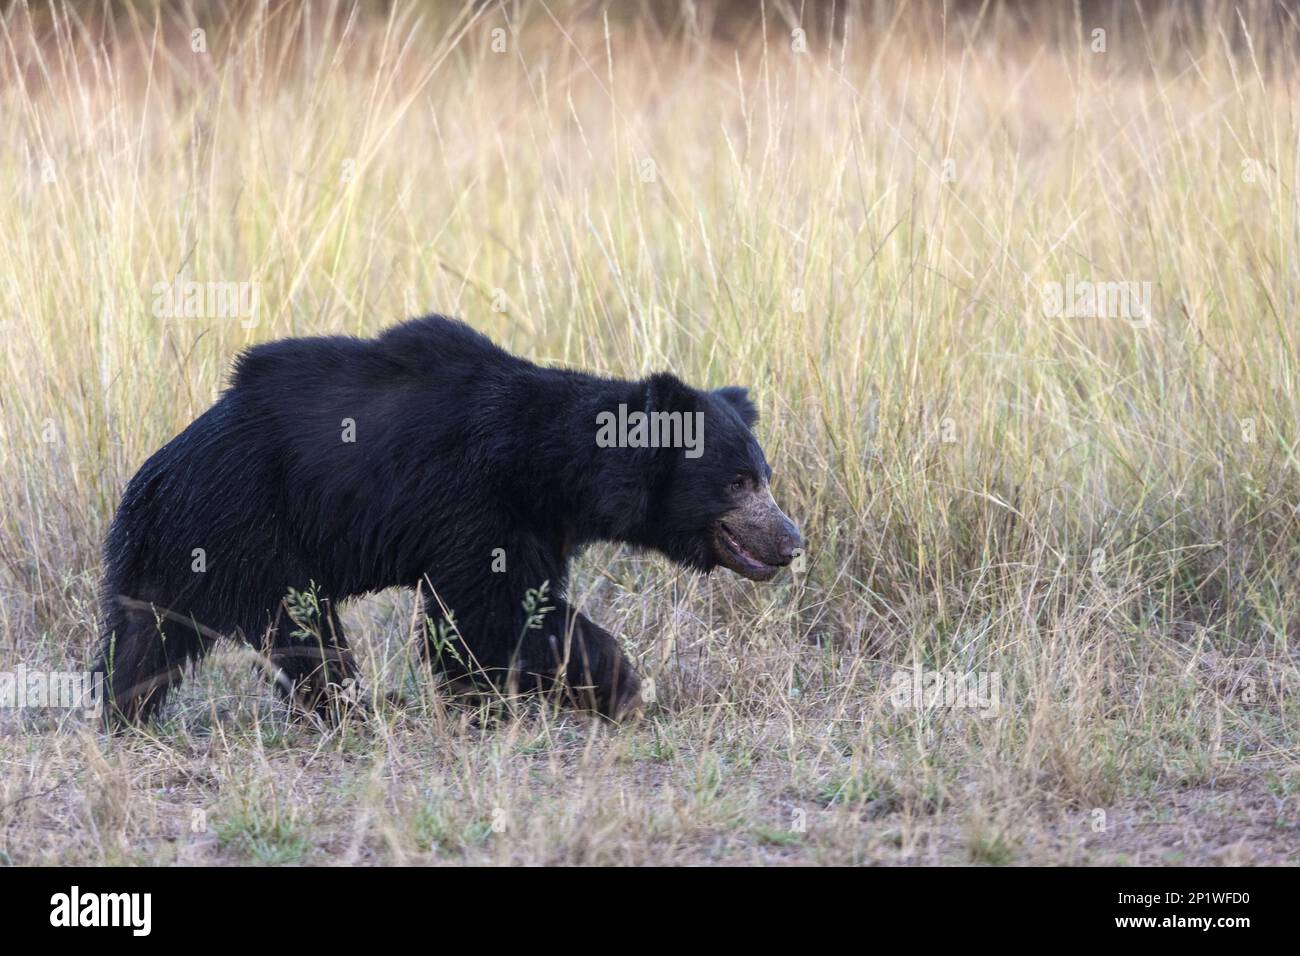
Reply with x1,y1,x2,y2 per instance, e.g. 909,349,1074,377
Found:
1,0,1298,865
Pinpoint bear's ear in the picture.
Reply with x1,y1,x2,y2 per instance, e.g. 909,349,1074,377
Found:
715,386,758,428
643,372,695,416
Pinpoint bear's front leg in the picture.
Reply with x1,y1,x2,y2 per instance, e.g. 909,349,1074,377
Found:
425,592,642,721
544,608,643,721
267,596,363,724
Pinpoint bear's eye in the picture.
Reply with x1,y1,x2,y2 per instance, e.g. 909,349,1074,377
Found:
729,475,747,492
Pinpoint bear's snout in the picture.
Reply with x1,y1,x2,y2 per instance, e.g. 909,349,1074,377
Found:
774,517,803,564
714,484,803,582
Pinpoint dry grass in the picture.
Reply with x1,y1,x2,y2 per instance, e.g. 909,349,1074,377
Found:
1,0,1298,865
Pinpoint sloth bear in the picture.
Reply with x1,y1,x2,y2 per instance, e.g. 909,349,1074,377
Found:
95,315,802,725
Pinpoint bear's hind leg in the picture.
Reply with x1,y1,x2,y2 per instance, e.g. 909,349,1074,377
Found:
96,597,217,727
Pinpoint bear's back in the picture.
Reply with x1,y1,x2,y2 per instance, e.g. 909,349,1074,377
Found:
229,314,517,391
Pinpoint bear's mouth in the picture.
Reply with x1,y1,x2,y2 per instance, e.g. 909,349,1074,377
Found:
714,522,783,582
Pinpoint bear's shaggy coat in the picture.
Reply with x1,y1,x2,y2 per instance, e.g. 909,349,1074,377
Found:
95,316,801,723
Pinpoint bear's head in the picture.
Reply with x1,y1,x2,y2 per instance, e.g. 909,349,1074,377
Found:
637,373,803,582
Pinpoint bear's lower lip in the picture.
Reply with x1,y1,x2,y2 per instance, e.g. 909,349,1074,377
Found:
717,523,778,579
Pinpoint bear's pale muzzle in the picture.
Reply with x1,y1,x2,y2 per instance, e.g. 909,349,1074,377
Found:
713,483,802,582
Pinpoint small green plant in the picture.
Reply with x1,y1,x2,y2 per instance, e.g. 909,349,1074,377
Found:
411,801,456,854
817,772,895,808
519,581,555,640
754,827,803,848
425,611,465,668
215,795,311,866
284,582,322,642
